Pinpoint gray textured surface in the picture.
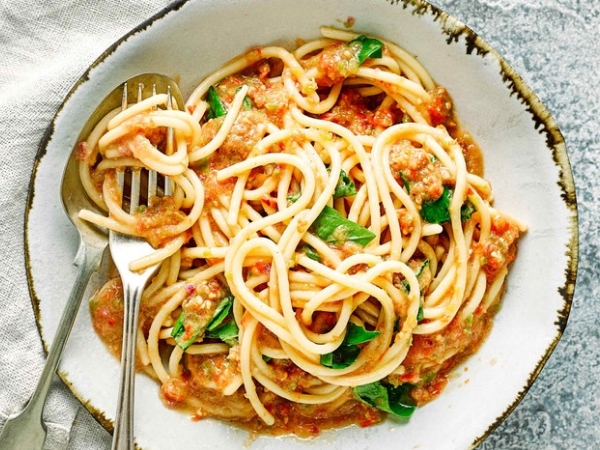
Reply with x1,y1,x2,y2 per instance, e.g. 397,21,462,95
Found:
431,1,599,449
0,0,597,449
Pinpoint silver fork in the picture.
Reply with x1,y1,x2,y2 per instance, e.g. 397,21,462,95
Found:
109,83,170,450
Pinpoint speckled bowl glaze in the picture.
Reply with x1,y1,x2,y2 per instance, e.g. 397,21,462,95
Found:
25,0,577,448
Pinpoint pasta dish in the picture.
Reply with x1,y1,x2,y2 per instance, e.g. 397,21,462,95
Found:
77,27,526,436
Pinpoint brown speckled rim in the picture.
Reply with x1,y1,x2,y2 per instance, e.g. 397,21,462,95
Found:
23,0,578,448
400,1,578,448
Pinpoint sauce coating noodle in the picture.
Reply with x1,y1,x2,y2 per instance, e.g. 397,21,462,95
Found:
81,27,526,436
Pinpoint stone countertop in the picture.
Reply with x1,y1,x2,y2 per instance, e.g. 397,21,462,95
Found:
432,1,599,448
0,0,597,449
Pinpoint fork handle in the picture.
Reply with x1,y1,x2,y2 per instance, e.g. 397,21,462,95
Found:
111,281,145,450
0,239,105,450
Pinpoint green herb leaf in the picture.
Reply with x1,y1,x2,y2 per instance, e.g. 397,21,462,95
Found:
420,187,451,224
171,311,200,351
172,296,236,350
401,259,430,293
300,245,321,262
321,344,361,369
461,200,476,222
353,381,416,419
416,306,424,322
333,169,357,198
311,205,376,247
349,35,384,64
398,172,411,193
321,323,379,369
205,296,238,346
205,320,239,346
287,191,301,203
206,296,234,332
206,86,227,119
242,95,253,110
235,86,253,110
344,322,380,345
171,312,186,342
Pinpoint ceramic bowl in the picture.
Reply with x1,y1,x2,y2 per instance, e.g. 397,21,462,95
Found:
25,0,577,448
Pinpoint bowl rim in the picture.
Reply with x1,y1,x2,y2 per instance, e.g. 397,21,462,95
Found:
23,0,578,447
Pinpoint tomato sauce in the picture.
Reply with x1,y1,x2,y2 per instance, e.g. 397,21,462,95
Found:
305,42,361,87
477,213,521,281
393,306,493,405
87,36,521,438
388,139,453,206
160,352,385,438
320,90,398,135
89,278,161,367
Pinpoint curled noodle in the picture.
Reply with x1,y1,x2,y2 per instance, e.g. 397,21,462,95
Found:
81,26,527,436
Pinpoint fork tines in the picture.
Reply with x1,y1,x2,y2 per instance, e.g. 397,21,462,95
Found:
116,168,174,213
116,81,174,211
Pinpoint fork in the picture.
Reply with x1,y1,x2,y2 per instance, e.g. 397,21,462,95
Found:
109,83,170,450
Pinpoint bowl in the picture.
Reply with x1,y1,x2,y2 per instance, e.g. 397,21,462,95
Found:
25,0,578,448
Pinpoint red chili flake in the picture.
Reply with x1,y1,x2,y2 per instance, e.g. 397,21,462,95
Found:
185,284,196,295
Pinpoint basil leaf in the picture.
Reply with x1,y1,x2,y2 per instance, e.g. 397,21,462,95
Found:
321,344,361,369
420,187,451,224
235,86,253,110
333,169,357,198
321,323,379,369
172,295,235,350
206,86,227,119
401,259,430,293
386,383,417,418
349,35,384,64
171,311,201,351
206,296,234,332
399,261,428,323
287,191,301,203
353,381,416,419
421,188,474,223
398,172,411,193
242,95,253,110
300,245,321,262
311,205,376,247
205,296,238,346
414,260,430,280
461,200,476,222
416,306,424,322
345,322,380,345
171,311,186,343
205,320,239,346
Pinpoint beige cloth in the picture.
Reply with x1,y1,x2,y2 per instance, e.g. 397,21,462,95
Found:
0,0,597,449
0,1,170,448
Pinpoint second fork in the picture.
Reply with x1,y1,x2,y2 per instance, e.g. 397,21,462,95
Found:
109,81,173,450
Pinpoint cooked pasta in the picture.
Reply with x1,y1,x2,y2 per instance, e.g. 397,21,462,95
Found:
80,26,527,436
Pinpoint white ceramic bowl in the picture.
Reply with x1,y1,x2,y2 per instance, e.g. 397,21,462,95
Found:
25,0,577,449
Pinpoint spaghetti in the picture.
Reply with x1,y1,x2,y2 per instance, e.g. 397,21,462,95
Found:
80,27,527,436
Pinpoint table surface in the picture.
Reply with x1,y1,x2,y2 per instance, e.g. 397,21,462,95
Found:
0,0,597,449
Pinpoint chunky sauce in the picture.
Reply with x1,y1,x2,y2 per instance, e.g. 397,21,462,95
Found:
88,35,521,437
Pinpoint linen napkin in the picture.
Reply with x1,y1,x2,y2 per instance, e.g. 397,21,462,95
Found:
0,1,171,448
